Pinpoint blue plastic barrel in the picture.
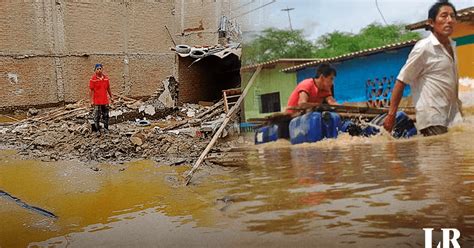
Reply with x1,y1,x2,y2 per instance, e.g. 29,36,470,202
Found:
392,112,417,138
322,111,341,139
340,119,363,136
254,125,279,145
361,111,417,138
289,112,323,144
362,113,385,136
340,119,354,133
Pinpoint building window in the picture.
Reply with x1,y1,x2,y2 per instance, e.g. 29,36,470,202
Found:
260,92,281,113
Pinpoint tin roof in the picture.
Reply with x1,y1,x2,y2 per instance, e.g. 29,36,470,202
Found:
281,39,418,73
406,7,474,31
240,58,321,71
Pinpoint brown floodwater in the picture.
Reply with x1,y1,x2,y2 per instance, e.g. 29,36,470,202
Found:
2,119,474,247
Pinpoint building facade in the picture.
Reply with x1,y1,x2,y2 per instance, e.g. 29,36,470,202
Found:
0,0,238,110
282,41,417,106
241,59,318,121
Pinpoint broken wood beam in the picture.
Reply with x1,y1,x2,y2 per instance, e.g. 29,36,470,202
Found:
185,66,262,186
162,100,224,131
195,100,224,119
39,107,87,122
115,94,137,102
55,109,89,122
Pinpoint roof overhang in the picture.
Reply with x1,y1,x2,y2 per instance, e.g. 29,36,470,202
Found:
240,58,320,72
281,40,418,73
406,7,474,31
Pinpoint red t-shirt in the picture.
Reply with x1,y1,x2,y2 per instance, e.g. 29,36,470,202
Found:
287,78,332,111
89,74,110,105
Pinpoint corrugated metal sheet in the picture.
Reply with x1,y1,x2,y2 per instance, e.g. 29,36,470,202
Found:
282,40,418,73
176,46,241,59
241,58,320,71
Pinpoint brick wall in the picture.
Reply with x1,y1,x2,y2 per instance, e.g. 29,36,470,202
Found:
177,55,241,104
178,57,212,104
0,0,234,109
175,0,231,46
0,57,58,107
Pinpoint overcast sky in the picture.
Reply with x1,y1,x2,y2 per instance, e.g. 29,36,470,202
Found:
236,0,473,40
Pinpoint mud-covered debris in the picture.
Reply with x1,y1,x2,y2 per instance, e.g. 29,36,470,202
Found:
27,108,39,116
0,91,244,165
130,133,145,146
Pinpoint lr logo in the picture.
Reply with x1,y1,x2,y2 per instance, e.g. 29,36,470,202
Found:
423,228,461,248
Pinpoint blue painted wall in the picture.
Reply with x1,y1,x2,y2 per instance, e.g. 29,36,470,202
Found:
296,46,413,103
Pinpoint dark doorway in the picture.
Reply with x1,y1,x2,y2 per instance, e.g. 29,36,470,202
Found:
177,54,241,104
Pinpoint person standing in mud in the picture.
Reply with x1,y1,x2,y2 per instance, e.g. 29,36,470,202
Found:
89,63,113,136
383,0,462,136
286,63,338,112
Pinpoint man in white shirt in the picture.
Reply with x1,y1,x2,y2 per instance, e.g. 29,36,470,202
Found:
383,0,463,136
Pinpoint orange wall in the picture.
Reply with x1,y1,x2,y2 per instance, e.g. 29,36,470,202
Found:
453,22,474,38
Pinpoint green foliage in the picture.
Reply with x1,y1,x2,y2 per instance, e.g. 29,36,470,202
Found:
315,23,421,58
242,23,421,65
242,28,316,65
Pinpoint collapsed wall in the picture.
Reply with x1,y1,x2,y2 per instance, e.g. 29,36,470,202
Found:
0,0,235,111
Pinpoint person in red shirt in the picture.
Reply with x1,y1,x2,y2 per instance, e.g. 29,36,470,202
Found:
89,63,113,135
286,63,338,112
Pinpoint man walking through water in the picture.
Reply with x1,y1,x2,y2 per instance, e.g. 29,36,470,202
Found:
383,0,463,136
89,63,113,136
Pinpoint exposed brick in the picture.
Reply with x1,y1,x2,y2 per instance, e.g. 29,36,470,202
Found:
0,0,237,109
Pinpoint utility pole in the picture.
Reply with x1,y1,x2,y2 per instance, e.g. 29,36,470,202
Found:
281,6,294,31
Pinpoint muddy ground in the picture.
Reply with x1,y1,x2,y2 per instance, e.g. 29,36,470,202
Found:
0,99,249,168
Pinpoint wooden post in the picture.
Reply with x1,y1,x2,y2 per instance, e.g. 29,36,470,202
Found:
185,66,262,185
223,91,229,113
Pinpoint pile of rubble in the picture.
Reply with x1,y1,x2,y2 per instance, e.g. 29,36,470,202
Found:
0,86,244,166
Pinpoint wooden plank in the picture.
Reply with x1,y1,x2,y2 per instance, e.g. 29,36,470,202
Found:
185,66,262,185
225,95,241,99
223,88,242,95
115,94,137,102
224,87,242,92
162,100,225,131
195,100,224,119
198,101,214,107
39,107,87,122
286,103,415,115
223,91,230,113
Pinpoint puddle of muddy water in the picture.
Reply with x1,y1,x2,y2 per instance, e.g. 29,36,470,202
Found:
0,153,235,247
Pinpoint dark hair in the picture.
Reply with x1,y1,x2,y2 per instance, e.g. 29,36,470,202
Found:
427,0,457,31
315,63,336,78
94,63,103,70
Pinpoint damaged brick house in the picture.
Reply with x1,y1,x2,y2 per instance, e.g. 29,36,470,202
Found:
0,0,242,112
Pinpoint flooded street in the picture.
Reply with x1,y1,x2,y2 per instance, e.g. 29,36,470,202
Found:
2,120,474,247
